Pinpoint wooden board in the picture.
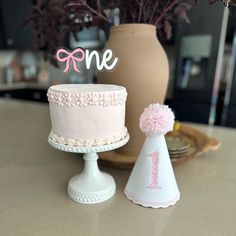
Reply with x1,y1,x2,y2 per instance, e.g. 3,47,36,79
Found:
99,124,221,169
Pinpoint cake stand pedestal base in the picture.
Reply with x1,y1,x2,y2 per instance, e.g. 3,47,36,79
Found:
48,134,129,204
67,152,115,204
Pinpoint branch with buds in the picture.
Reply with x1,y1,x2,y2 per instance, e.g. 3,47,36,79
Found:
23,0,235,66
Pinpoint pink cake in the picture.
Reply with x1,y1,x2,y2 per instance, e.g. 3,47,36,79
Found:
48,84,128,147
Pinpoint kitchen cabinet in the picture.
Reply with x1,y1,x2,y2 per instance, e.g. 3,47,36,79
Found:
0,88,48,103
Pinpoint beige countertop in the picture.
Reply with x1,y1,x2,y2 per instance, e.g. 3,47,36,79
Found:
0,100,236,236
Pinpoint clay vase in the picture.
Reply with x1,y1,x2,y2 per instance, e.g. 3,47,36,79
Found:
98,24,169,157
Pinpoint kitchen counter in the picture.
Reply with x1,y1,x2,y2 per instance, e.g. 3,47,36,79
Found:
0,100,236,236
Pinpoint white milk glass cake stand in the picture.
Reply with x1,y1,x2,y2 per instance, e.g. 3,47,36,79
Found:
48,134,129,204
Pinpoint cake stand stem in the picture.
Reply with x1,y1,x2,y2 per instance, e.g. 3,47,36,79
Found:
82,153,101,178
68,151,116,204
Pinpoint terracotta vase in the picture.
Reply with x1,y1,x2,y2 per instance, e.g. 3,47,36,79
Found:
98,24,169,157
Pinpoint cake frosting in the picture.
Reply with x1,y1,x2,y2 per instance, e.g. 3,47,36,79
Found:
48,84,128,147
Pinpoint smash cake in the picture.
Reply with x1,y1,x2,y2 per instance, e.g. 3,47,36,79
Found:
48,84,128,147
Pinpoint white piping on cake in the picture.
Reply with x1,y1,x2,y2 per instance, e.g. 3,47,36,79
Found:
47,90,127,107
49,127,128,147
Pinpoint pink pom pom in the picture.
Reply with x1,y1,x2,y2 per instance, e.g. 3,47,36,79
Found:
139,103,175,136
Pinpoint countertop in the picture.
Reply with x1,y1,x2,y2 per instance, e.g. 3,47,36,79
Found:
0,100,236,236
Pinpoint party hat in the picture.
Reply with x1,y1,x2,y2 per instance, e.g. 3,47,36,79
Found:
124,104,180,208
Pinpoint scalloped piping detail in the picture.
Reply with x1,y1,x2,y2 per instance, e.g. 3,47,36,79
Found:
124,189,180,208
47,89,127,107
49,128,128,147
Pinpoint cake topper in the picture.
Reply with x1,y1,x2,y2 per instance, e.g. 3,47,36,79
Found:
124,103,180,208
56,48,118,73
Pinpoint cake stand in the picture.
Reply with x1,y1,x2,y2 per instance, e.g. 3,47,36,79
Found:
48,134,129,204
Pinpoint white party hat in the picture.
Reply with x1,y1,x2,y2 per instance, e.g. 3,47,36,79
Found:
124,104,180,208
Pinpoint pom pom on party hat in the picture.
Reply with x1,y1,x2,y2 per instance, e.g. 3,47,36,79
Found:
139,103,175,136
124,103,180,208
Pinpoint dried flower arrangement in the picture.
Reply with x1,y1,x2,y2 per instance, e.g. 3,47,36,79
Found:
23,0,234,66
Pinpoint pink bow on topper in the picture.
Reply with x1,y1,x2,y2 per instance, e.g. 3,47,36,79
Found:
56,48,85,73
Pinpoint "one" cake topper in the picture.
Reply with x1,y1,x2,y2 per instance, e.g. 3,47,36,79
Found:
56,48,118,73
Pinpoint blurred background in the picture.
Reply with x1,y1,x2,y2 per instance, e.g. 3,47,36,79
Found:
0,0,236,127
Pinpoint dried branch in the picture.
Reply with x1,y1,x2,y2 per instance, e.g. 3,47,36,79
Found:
23,0,223,67
155,0,179,26
67,1,108,22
